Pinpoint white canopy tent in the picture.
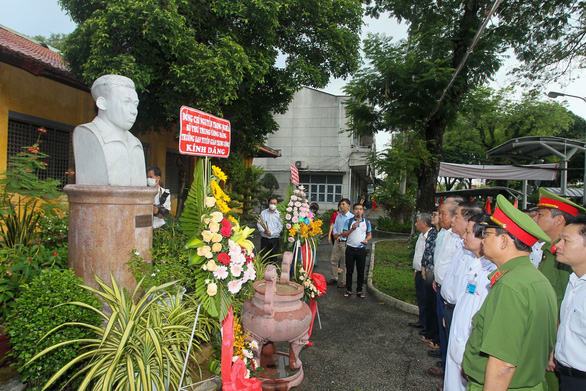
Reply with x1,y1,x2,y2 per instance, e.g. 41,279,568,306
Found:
439,162,558,181
438,162,559,209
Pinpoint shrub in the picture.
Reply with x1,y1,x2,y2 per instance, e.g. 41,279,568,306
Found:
376,216,413,233
128,221,195,292
6,269,102,391
0,242,68,321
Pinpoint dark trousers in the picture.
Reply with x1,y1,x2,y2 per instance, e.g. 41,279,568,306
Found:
260,237,280,264
414,270,426,327
345,245,366,293
444,304,454,339
436,286,447,369
424,274,439,342
558,363,586,391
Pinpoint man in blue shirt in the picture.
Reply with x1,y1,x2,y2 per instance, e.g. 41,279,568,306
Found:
328,198,353,288
342,203,372,298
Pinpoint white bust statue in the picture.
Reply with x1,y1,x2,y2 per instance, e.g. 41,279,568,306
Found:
73,75,147,186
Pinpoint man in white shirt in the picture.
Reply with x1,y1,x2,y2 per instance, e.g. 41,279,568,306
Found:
430,197,464,377
553,215,586,391
147,166,171,229
410,213,433,329
444,214,496,391
257,197,283,263
328,198,353,288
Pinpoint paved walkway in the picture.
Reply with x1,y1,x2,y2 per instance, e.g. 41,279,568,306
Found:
276,237,442,391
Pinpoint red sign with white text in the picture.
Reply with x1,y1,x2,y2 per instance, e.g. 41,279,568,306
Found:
179,106,231,158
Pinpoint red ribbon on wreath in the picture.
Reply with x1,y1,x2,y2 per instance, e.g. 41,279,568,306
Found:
221,306,262,391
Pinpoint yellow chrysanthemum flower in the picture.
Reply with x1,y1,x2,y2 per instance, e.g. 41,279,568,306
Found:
217,199,231,213
212,165,228,182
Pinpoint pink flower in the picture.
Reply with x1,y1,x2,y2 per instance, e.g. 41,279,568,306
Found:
228,279,243,294
214,266,229,280
288,237,295,243
161,260,166,263
291,195,298,201
292,216,299,223
286,207,292,212
285,214,292,220
295,202,301,207
230,263,243,278
286,223,292,229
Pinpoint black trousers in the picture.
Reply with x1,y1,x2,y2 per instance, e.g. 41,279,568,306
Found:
260,237,280,264
345,245,367,293
414,270,427,327
558,363,586,391
423,272,439,343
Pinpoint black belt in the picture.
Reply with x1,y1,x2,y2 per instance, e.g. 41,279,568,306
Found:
558,363,586,378
445,302,455,309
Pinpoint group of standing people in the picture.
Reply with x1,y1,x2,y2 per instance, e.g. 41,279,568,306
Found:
410,189,586,391
327,198,372,298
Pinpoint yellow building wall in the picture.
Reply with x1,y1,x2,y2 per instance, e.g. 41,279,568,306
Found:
0,63,96,172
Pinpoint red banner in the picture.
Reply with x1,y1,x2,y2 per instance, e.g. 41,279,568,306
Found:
179,106,231,158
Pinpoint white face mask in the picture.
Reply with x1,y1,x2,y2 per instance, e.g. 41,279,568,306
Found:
269,204,277,211
147,178,157,187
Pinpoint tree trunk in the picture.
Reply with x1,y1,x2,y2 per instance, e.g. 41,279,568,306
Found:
415,116,449,212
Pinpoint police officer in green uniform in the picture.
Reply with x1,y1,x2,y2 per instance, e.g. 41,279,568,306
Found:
462,195,557,390
535,188,586,309
534,188,586,391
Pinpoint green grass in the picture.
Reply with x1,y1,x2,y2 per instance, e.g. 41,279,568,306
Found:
372,239,417,305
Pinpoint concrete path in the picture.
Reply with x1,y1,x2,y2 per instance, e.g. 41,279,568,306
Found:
286,238,443,391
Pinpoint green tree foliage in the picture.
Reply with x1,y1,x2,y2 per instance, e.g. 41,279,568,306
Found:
500,0,586,85
345,0,580,211
443,87,575,164
58,0,363,154
31,33,68,52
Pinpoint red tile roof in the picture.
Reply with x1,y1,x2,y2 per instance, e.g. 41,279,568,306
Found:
0,25,86,89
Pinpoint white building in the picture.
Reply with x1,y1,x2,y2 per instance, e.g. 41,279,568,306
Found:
254,87,375,211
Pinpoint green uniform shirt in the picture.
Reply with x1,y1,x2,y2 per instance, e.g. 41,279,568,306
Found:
538,242,572,312
462,256,557,390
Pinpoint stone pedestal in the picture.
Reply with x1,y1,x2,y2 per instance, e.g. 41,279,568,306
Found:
65,185,157,292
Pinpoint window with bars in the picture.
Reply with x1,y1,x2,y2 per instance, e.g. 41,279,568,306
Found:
299,174,344,203
7,117,73,189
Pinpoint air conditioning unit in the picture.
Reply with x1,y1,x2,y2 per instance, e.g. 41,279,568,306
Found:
295,160,309,170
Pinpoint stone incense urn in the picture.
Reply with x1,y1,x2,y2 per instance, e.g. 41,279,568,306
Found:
241,252,311,390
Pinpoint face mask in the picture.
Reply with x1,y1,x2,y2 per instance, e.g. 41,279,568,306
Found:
147,178,157,187
269,204,277,211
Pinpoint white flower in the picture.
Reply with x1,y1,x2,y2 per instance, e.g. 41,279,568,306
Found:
214,266,229,280
205,197,216,208
151,273,156,277
210,211,223,223
202,230,214,243
227,279,243,294
208,221,220,233
206,260,218,272
243,349,253,359
134,250,140,256
245,369,251,379
207,282,218,296
299,185,305,191
230,263,243,278
197,246,212,257
250,340,259,349
291,195,298,201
